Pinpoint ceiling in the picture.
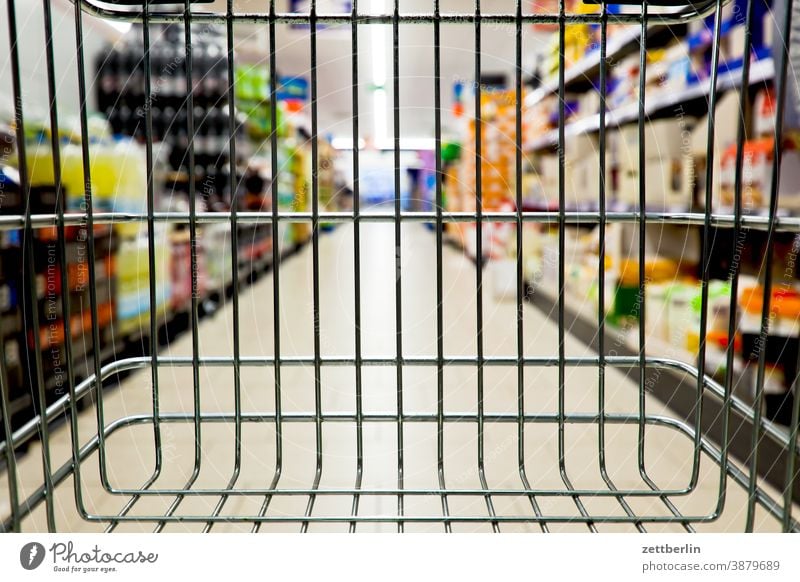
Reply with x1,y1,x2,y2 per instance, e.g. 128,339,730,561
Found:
218,0,549,144
1,0,548,145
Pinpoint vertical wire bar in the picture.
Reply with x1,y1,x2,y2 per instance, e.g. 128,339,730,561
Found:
693,0,725,491
106,1,164,532
556,0,594,531
0,342,19,531
43,0,82,528
253,0,284,531
74,0,107,508
10,0,56,532
556,0,567,484
597,1,610,483
633,5,692,531
636,1,648,481
142,3,163,485
185,0,202,487
746,0,795,532
301,0,323,533
392,0,405,533
204,0,243,531
514,0,546,532
596,2,644,532
156,1,203,530
9,0,57,531
715,0,755,523
348,0,364,534
716,0,756,524
785,357,800,531
473,0,499,532
433,0,452,533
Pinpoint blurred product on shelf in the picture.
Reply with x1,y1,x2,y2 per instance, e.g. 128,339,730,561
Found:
288,139,311,245
715,87,800,212
237,170,272,271
0,161,27,437
565,133,611,209
453,88,521,255
614,119,692,210
115,228,171,337
608,52,642,110
739,286,799,425
486,201,519,302
647,41,692,97
317,139,338,220
719,136,800,211
169,227,197,315
460,89,519,212
97,23,233,201
203,222,234,296
539,0,601,76
235,65,285,140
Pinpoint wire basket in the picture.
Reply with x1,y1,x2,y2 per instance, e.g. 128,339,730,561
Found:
1,0,799,533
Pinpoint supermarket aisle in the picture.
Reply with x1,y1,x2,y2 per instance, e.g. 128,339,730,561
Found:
4,223,789,533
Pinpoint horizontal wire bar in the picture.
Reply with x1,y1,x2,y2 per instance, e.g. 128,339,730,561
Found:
23,485,716,498
5,406,795,531
0,353,717,368
24,413,767,501
3,354,796,458
0,410,771,498
4,401,797,532
6,513,759,525
4,211,800,230
74,1,717,26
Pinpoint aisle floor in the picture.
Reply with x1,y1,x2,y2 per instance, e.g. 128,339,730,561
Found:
3,224,792,532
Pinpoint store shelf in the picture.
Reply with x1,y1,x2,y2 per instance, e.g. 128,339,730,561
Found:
525,57,775,152
524,26,646,108
532,282,696,365
524,12,692,109
4,394,32,418
526,278,800,504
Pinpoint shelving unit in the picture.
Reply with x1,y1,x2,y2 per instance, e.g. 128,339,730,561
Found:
528,280,800,504
523,25,647,109
523,19,688,109
524,57,775,152
0,18,341,442
439,0,797,506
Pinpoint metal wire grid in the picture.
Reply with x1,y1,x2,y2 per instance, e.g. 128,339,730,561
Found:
0,0,799,533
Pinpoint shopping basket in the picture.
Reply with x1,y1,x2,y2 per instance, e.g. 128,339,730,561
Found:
1,0,799,533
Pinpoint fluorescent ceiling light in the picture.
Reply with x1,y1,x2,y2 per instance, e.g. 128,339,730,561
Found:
370,0,387,87
370,27,387,87
370,0,388,146
334,0,434,153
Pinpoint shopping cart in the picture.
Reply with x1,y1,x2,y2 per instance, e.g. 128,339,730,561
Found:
1,0,799,533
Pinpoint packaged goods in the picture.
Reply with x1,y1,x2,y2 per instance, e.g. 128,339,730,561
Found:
718,136,800,212
115,227,171,336
739,285,799,424
615,120,693,209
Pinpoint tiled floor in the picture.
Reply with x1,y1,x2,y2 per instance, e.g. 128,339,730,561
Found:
2,223,794,532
